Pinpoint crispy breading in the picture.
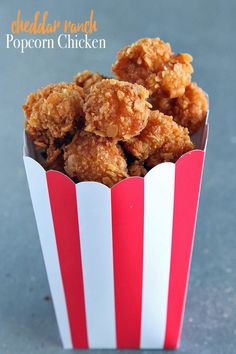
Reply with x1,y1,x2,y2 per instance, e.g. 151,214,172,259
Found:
124,110,194,166
112,38,193,98
151,82,208,133
112,38,172,85
84,79,151,140
156,53,193,98
24,82,84,166
172,82,208,133
74,70,106,94
64,131,128,187
23,82,84,140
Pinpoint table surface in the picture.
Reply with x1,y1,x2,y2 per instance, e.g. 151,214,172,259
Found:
0,1,235,353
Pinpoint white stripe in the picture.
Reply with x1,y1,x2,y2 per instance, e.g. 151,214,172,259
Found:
76,182,116,348
23,156,72,349
141,162,175,348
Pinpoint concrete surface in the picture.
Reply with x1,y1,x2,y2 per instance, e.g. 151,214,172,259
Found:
0,0,236,353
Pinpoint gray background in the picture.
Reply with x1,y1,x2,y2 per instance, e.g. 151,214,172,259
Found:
0,0,235,353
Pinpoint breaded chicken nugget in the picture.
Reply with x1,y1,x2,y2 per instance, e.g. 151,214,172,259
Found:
151,82,208,133
171,82,208,133
74,70,106,94
128,160,147,177
156,53,193,98
112,38,193,98
124,110,194,166
24,82,84,166
64,131,128,187
112,38,172,85
84,79,150,140
24,82,84,140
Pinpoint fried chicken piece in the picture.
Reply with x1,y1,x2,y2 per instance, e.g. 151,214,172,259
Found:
151,82,208,133
74,70,106,94
24,82,84,165
84,79,150,140
24,82,84,140
112,38,193,98
124,110,194,167
112,38,172,85
171,82,208,133
128,160,147,177
157,54,193,98
64,131,128,187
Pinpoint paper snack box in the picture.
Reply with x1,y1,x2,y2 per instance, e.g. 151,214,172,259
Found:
23,118,208,350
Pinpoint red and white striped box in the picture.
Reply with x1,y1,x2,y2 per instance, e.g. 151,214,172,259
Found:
23,119,208,350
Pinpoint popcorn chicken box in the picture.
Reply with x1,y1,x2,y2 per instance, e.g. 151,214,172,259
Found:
23,118,208,350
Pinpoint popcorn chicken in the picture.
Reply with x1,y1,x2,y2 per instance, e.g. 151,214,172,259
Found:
156,53,193,98
112,38,193,98
124,110,194,166
23,82,84,165
112,38,172,86
84,79,151,140
64,131,128,187
74,70,106,94
23,37,207,186
152,82,208,133
24,82,84,139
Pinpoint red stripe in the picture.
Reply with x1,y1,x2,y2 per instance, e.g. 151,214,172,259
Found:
46,171,88,348
164,150,205,349
111,177,144,348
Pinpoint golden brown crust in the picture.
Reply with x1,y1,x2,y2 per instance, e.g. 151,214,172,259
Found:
24,82,85,167
137,53,193,98
112,38,193,98
84,79,151,140
172,82,208,133
64,131,128,187
151,82,208,133
74,70,106,94
112,38,172,86
156,54,193,98
25,121,51,150
23,82,84,140
124,110,194,166
128,160,147,177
